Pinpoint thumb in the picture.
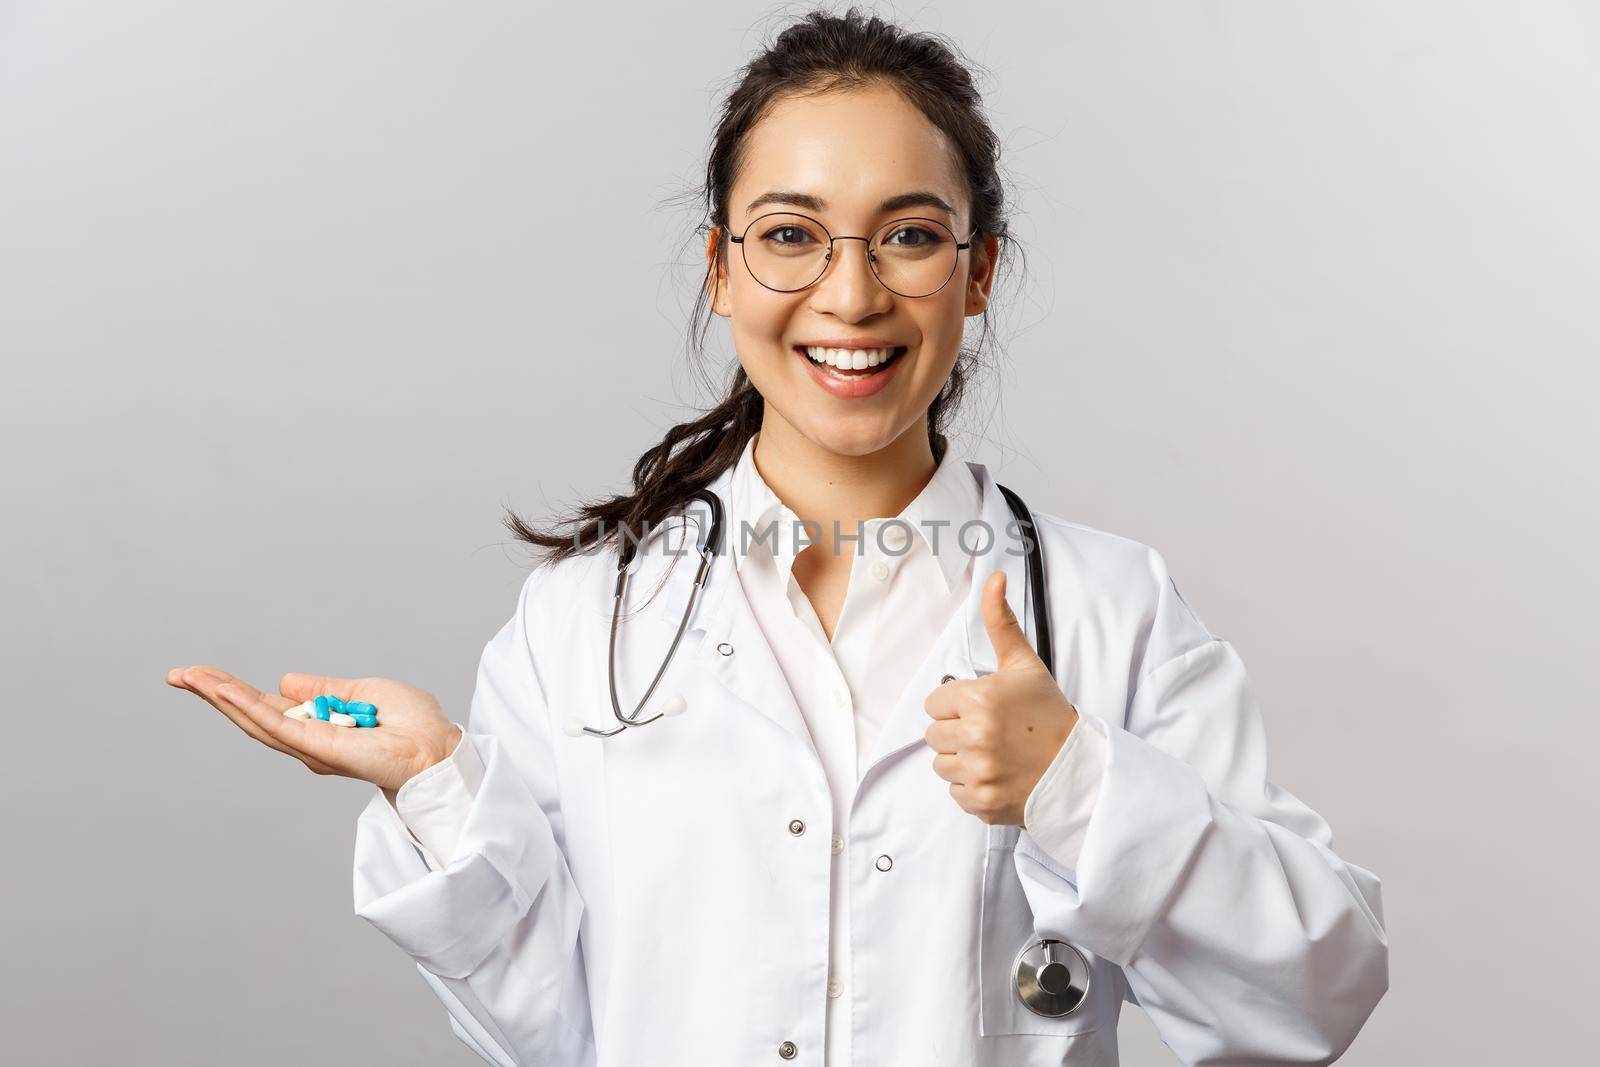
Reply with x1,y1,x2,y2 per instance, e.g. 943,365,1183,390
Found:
279,672,362,704
982,570,1042,671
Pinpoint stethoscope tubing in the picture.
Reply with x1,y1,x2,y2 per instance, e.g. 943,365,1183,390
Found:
583,482,1049,738
584,489,725,737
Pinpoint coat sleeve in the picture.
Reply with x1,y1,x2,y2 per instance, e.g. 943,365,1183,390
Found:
351,567,596,1066
1014,549,1389,1065
379,723,479,872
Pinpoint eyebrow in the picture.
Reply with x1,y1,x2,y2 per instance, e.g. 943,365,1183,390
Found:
744,190,958,219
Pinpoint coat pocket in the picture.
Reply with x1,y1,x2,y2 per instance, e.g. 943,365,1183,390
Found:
978,824,1110,1038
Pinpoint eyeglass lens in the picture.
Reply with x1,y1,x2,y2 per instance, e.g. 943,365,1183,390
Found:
739,213,961,297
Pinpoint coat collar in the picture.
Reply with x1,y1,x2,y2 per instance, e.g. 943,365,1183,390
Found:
724,432,983,596
657,451,1031,651
958,456,1037,676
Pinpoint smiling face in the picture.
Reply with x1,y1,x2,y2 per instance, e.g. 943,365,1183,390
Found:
709,83,1000,458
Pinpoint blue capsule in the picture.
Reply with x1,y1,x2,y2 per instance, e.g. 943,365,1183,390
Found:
351,713,378,728
314,695,330,716
346,701,377,716
325,694,348,713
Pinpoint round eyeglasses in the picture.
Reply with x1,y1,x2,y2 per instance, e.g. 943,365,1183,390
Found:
729,211,978,299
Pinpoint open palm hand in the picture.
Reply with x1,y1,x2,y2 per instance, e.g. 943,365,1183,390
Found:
167,666,460,792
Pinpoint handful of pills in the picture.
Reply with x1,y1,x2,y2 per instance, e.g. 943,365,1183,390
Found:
285,694,380,728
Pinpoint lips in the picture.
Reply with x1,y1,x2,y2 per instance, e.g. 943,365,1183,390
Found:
793,344,909,399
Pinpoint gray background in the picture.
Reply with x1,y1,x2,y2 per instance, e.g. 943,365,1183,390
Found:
3,1,1595,1063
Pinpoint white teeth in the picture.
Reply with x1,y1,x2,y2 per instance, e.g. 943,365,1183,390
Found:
803,346,899,370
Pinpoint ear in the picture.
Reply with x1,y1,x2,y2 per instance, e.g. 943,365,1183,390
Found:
963,231,1000,317
707,225,732,318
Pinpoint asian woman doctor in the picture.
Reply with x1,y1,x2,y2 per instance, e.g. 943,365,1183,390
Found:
166,9,1388,1065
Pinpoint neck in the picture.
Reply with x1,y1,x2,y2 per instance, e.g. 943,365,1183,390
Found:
750,411,939,549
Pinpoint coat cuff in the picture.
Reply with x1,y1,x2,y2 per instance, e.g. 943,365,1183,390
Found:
1013,714,1214,967
1021,712,1108,870
353,730,561,979
380,723,481,871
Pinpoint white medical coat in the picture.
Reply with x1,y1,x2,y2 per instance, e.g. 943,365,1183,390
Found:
351,459,1389,1066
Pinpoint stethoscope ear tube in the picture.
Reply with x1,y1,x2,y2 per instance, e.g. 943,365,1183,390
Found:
994,482,1053,680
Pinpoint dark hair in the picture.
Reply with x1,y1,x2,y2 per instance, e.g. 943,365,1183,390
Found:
505,5,1023,574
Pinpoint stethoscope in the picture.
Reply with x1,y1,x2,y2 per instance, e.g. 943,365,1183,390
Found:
565,482,1091,1018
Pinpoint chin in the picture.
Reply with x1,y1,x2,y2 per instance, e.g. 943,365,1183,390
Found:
799,417,906,458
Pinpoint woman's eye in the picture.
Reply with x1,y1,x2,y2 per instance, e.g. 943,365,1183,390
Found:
763,226,814,245
883,226,942,247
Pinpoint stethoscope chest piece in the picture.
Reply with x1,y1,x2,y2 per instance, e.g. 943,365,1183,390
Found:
1013,938,1091,1017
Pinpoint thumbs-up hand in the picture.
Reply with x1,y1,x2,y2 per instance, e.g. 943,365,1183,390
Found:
923,570,1079,826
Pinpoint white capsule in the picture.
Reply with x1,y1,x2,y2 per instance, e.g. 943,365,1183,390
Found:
285,702,316,721
328,711,357,728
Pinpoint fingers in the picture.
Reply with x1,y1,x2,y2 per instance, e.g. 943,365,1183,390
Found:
213,683,341,775
171,666,335,773
931,752,963,785
923,676,964,720
171,667,286,747
179,667,295,713
169,664,240,692
924,718,961,754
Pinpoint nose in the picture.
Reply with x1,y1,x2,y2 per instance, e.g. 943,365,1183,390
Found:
810,236,894,320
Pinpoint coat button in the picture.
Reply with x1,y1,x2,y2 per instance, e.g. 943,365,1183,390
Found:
717,642,734,656
788,819,806,836
940,673,957,684
827,976,843,998
832,686,848,707
875,854,893,872
778,1040,798,1059
870,560,890,581
830,834,844,854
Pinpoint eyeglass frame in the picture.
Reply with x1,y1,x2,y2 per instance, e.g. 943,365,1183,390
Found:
727,210,980,298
